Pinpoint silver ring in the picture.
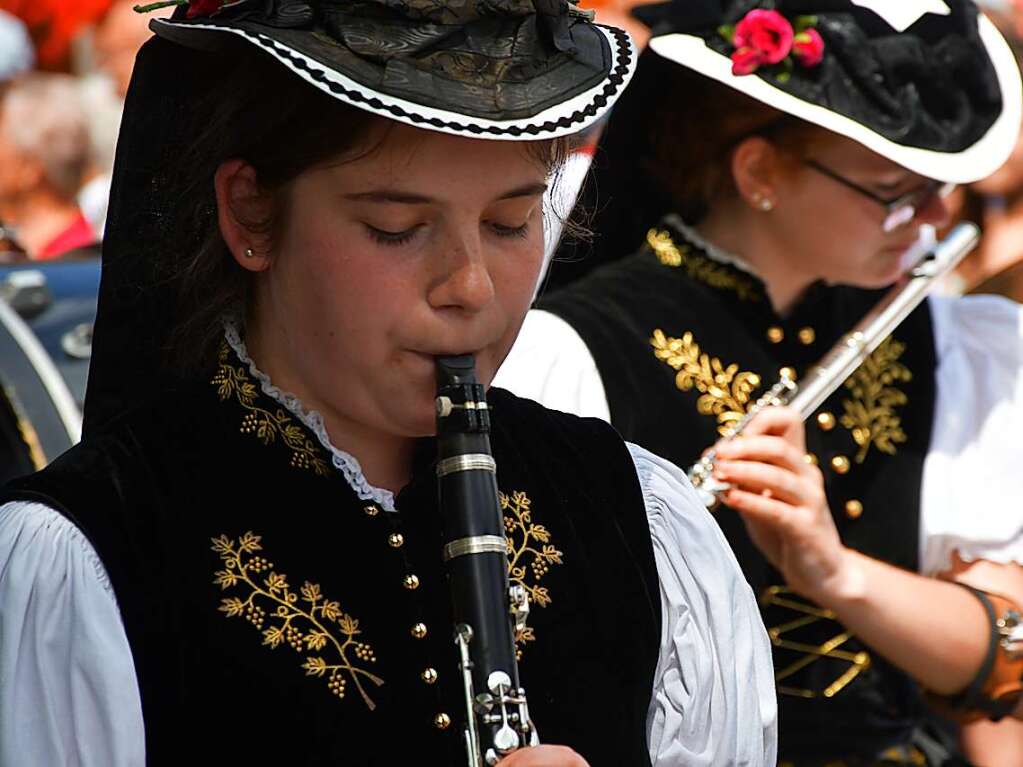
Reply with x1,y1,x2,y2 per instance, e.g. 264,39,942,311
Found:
436,454,497,478
443,535,508,562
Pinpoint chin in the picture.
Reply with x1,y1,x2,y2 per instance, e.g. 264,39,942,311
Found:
856,252,910,287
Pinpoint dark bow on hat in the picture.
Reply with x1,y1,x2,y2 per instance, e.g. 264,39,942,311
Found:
137,0,593,51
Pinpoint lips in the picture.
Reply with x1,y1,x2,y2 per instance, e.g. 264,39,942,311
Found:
410,348,481,358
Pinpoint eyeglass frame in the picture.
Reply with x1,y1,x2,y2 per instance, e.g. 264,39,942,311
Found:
802,159,955,233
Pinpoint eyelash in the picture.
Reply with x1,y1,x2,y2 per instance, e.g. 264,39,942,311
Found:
490,222,530,240
364,221,530,247
366,225,420,247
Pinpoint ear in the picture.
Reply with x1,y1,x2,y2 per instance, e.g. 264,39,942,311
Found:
214,159,274,272
730,136,784,213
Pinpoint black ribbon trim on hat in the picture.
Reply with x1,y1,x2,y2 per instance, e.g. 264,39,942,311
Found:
241,22,632,136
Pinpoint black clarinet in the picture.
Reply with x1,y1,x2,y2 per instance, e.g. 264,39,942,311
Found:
435,355,538,766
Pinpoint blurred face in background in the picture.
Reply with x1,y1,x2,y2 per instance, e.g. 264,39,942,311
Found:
92,0,172,98
740,130,952,289
0,74,91,214
0,98,31,216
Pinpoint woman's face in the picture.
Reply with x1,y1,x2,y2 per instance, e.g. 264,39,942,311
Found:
764,132,951,288
244,123,549,439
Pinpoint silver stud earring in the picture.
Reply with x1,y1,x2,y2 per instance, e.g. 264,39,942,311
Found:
759,198,774,212
244,247,256,259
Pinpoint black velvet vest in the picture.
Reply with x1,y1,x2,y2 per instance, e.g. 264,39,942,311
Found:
2,343,660,767
542,217,939,763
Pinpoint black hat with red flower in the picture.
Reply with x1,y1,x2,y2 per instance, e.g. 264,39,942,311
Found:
633,0,1021,183
131,0,635,138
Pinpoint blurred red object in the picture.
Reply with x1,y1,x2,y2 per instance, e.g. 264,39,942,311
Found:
0,0,113,71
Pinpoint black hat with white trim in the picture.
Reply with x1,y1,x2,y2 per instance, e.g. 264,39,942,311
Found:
139,0,635,138
635,0,1021,183
82,0,636,433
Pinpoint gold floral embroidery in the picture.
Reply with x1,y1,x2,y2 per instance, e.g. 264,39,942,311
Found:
646,228,760,301
212,532,384,709
501,490,563,654
651,329,762,436
761,586,871,699
839,336,912,463
212,343,330,476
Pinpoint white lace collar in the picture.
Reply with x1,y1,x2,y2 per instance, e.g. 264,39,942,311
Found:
223,320,397,512
662,214,763,279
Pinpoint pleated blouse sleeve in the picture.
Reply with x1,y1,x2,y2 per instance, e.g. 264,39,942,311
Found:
920,295,1023,576
0,500,145,767
629,444,778,767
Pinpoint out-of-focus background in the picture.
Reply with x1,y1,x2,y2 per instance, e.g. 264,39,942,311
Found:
0,0,173,481
0,0,1021,480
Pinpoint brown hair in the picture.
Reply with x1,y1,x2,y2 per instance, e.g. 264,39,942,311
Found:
647,66,823,222
160,46,569,374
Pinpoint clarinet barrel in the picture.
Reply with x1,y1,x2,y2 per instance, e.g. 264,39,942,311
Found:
435,355,537,767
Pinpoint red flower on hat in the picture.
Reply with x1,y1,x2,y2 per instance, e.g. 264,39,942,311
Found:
186,0,224,17
720,9,825,80
731,47,765,76
793,28,825,67
733,10,794,66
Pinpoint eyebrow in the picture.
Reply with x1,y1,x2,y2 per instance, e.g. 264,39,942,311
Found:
343,182,548,205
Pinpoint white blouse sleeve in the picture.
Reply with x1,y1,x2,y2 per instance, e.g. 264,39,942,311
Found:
493,309,611,421
629,444,778,767
0,500,145,767
920,295,1023,576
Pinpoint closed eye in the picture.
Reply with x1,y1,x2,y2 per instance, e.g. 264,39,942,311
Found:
365,223,422,246
489,222,530,239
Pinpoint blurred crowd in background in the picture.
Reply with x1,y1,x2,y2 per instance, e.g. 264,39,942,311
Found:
0,0,171,264
2,0,1023,301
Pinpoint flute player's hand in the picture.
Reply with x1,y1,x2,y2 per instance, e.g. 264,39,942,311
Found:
712,406,855,604
497,745,589,766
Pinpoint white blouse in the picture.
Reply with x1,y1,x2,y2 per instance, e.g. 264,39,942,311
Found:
494,293,1023,577
0,334,777,767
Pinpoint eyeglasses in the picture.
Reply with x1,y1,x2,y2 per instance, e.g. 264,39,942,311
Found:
803,159,955,233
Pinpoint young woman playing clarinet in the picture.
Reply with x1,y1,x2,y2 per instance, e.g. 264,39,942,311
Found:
0,0,777,764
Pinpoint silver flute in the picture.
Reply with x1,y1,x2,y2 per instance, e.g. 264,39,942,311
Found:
687,222,980,508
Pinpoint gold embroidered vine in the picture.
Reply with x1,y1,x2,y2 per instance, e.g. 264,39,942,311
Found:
501,490,563,654
212,343,330,476
646,228,760,301
651,329,762,436
212,532,384,709
839,336,912,463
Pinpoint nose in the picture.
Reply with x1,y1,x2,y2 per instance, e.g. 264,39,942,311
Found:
427,230,496,314
914,189,952,229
